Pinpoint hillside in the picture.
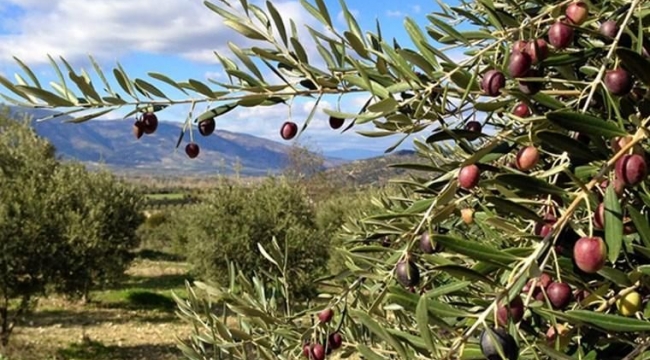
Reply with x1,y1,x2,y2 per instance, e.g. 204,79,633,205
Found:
322,149,433,187
5,106,347,176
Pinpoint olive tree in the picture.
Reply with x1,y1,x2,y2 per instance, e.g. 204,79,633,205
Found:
0,111,144,345
3,0,650,358
50,163,144,302
0,112,62,346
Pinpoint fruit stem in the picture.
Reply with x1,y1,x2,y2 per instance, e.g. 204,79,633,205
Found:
579,0,641,113
595,280,640,313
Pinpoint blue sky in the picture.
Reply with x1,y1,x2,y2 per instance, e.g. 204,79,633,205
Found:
0,0,465,156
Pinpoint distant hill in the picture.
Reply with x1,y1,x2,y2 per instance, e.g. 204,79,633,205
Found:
5,106,348,176
322,149,433,187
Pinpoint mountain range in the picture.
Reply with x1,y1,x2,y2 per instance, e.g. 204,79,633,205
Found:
5,106,360,176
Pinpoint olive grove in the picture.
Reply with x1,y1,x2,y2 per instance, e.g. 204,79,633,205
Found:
1,0,650,358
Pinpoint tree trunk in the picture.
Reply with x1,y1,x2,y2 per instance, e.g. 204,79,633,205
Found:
0,302,8,347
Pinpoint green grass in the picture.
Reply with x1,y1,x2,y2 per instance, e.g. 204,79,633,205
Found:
91,263,191,311
92,289,182,312
7,252,192,360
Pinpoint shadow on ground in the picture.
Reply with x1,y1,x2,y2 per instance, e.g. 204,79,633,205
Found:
21,306,179,328
133,249,185,262
95,290,178,312
117,274,193,292
55,340,182,360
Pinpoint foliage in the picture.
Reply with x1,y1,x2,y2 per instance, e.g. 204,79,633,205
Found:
166,177,330,301
0,110,144,346
6,0,650,359
0,111,62,346
50,163,145,301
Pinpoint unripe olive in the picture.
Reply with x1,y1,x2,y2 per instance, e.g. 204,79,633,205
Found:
461,208,474,224
616,290,642,316
610,135,644,156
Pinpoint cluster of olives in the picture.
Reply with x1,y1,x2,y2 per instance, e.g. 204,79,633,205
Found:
480,0,635,110
302,308,344,359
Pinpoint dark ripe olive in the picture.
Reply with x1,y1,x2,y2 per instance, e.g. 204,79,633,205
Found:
458,164,481,190
479,327,519,360
615,154,647,186
329,116,345,129
509,52,532,78
566,2,588,25
525,39,549,64
547,282,572,309
599,20,618,42
548,21,574,49
604,68,633,96
133,121,144,140
396,260,420,287
496,295,525,325
512,102,531,118
519,69,543,95
280,121,298,140
465,121,482,141
185,143,200,159
142,112,158,134
198,118,216,136
481,70,506,97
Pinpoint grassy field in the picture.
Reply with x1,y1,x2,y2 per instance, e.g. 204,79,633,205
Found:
144,193,186,201
4,253,193,360
2,250,359,360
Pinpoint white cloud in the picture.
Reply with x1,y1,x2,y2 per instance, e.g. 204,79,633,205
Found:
204,71,224,80
386,10,404,18
0,0,316,66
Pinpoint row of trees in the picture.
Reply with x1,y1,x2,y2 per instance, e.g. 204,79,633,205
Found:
0,110,144,346
139,177,388,300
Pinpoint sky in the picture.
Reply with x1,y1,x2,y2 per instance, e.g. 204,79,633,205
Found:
0,0,465,156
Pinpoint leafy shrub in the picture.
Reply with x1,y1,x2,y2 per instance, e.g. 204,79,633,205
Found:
0,111,143,344
171,177,329,300
50,163,144,301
